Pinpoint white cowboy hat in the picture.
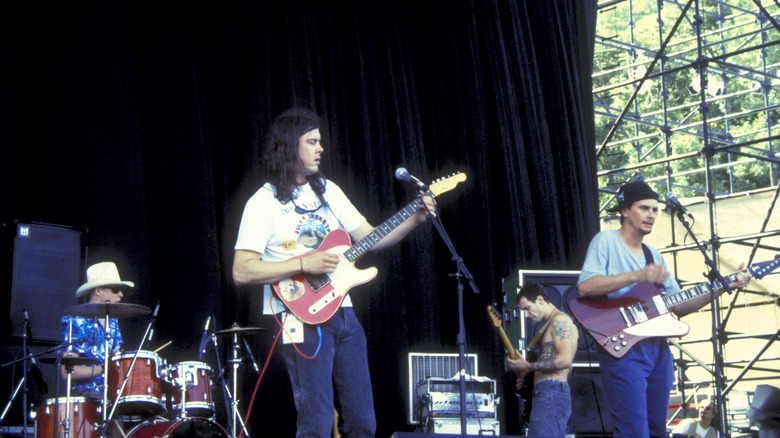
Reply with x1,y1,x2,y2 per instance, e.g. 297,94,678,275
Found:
75,262,135,297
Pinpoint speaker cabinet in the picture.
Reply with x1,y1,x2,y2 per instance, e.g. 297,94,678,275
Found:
8,223,82,342
568,368,613,435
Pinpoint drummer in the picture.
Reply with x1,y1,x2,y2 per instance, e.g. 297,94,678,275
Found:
60,262,134,399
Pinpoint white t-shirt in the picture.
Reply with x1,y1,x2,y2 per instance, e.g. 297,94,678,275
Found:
235,180,366,314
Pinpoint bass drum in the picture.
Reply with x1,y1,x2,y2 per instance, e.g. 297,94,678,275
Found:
126,418,227,438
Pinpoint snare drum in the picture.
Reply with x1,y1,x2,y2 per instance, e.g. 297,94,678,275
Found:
165,361,215,418
107,350,165,416
126,418,227,438
32,397,100,438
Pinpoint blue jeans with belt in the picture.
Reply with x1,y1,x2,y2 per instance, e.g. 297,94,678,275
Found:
281,307,376,438
598,337,674,438
527,379,571,438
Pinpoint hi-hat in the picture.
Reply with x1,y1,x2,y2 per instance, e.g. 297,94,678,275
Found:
64,303,152,319
39,356,100,366
213,326,265,336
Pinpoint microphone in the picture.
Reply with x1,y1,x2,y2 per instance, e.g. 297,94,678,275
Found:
665,192,694,219
198,316,212,360
148,302,161,342
24,309,33,343
395,167,428,191
242,337,261,375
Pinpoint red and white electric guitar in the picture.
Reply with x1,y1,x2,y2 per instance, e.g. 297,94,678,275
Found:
273,173,467,324
569,255,780,358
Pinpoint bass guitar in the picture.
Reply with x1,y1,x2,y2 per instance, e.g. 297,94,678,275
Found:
569,255,780,358
273,173,467,325
487,304,533,428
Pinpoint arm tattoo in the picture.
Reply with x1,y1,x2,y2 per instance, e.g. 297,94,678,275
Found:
530,341,558,371
552,320,573,341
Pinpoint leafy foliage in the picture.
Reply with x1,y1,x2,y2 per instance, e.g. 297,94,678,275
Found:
593,0,780,207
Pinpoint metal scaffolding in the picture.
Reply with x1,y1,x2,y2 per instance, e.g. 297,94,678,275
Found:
593,0,780,436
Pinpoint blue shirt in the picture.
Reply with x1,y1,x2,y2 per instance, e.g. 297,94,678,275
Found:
577,230,680,298
60,315,123,392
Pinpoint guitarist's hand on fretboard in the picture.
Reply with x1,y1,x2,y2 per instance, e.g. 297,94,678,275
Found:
506,349,531,375
417,193,437,221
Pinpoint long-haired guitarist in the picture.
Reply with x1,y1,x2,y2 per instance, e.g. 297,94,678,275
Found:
506,283,578,438
576,180,750,438
232,107,435,438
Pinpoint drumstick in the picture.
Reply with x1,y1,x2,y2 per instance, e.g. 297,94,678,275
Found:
153,341,173,354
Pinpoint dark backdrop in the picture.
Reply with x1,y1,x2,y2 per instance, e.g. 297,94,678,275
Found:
0,1,598,436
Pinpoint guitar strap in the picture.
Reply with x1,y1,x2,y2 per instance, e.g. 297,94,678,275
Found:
642,243,665,289
527,309,557,351
641,243,654,266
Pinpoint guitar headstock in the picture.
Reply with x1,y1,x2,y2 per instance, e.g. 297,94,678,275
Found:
429,172,467,197
749,254,780,279
487,304,503,328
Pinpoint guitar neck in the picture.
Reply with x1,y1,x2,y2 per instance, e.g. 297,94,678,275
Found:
498,327,518,360
342,198,424,262
665,270,743,309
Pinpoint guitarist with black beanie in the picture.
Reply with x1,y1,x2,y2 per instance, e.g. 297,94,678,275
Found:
576,180,750,438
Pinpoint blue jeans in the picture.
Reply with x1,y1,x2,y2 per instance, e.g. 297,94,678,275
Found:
527,379,571,438
281,307,376,438
598,338,674,438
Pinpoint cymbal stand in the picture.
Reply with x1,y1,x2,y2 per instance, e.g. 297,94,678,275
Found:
0,334,86,424
229,331,245,438
59,317,77,438
101,314,110,424
99,303,159,438
206,328,249,438
60,359,77,438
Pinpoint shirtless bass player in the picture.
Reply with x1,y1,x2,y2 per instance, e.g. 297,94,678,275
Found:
506,283,578,438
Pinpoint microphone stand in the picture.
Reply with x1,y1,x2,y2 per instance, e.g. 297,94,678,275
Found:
425,194,480,436
21,313,30,438
669,208,733,437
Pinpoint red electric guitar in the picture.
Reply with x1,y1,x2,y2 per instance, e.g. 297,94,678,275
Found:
569,255,780,358
273,173,467,324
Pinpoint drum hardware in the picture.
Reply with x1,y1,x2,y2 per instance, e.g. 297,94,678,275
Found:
97,302,158,438
204,323,265,438
0,309,57,438
124,417,227,438
63,303,153,319
31,397,101,438
39,357,100,367
165,361,215,419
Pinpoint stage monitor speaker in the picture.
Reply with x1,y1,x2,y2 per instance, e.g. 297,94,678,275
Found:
407,352,478,424
8,223,82,342
568,368,613,435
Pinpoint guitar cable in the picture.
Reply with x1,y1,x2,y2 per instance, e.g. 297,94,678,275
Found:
238,297,287,438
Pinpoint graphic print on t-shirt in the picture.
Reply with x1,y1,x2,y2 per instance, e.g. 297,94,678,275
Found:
295,213,331,251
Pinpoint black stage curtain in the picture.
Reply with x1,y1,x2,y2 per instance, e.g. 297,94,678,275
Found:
0,1,598,436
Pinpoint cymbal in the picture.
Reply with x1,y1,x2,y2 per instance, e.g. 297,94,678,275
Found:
213,326,265,336
64,303,152,319
39,356,100,366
